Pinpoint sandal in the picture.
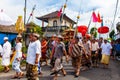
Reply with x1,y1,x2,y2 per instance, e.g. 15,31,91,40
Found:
4,69,10,73
74,71,80,78
11,75,18,79
18,72,24,79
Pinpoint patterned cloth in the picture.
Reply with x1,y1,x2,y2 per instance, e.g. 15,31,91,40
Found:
71,44,82,58
26,63,38,79
72,57,81,68
91,51,98,65
81,54,91,66
71,43,82,69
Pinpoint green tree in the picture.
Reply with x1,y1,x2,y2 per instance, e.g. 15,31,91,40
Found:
90,27,97,38
27,21,43,36
109,30,115,40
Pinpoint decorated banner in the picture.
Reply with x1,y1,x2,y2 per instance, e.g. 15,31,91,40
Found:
15,16,25,34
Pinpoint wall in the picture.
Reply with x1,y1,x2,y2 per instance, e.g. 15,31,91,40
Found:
48,18,72,27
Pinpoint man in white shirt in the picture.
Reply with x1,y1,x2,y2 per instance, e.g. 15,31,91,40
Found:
26,33,41,79
1,37,11,72
101,39,112,68
91,39,99,67
0,44,3,56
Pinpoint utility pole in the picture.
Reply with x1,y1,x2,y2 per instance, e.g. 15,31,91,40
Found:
23,0,27,49
24,0,27,26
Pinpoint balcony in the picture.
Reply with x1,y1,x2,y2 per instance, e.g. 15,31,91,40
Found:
42,26,69,32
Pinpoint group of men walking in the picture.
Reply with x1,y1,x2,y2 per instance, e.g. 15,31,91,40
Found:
0,33,113,80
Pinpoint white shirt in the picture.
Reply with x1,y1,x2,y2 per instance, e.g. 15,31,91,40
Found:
101,43,112,55
0,44,3,54
91,42,99,51
26,40,41,65
15,42,22,58
1,41,11,66
1,41,11,57
52,40,56,46
87,40,91,49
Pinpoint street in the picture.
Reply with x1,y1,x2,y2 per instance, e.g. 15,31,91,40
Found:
0,59,120,80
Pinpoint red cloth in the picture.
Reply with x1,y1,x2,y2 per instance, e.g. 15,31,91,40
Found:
92,11,98,22
57,8,62,17
97,13,102,23
41,40,47,59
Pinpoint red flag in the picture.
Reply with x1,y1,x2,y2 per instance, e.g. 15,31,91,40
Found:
92,11,98,22
57,8,62,17
97,13,102,23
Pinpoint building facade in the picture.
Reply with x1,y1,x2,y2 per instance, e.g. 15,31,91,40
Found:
37,11,76,37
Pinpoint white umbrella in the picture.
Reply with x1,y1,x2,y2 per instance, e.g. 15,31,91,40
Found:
0,10,14,26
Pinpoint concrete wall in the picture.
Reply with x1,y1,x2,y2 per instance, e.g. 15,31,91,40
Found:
48,18,72,27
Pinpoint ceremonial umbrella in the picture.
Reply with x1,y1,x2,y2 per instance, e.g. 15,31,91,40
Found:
98,26,109,34
77,25,88,36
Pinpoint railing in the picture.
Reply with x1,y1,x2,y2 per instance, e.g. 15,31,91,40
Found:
42,26,69,32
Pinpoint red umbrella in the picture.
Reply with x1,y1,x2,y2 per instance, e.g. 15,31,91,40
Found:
81,30,86,36
77,25,88,33
98,26,109,34
85,34,91,38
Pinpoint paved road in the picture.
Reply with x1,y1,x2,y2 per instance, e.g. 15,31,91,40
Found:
0,59,120,80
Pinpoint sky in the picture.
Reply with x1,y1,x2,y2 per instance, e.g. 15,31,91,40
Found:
0,0,120,35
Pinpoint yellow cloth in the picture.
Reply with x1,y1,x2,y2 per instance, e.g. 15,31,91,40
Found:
101,54,110,64
10,51,16,64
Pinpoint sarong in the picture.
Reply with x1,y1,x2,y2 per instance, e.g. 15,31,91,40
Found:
101,54,110,65
26,63,38,79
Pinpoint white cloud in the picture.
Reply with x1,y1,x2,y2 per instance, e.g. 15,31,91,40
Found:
0,0,120,34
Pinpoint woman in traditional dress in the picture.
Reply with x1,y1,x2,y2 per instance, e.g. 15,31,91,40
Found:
12,36,24,79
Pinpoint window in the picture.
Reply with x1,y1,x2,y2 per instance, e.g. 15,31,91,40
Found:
53,20,57,26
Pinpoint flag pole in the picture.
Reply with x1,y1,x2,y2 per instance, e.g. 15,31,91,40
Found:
87,15,92,34
73,15,80,38
58,0,68,35
27,5,36,24
23,0,27,48
24,0,27,26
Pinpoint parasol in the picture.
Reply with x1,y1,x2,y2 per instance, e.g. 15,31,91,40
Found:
98,26,109,34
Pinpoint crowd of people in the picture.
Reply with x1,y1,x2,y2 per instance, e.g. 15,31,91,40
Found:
0,33,120,80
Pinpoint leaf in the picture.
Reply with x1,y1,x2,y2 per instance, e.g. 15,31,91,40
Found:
109,30,115,39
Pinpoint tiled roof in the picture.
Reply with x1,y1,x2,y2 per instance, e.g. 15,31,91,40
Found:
36,11,76,24
0,25,17,33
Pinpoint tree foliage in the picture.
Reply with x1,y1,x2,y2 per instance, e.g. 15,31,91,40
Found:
90,27,97,38
27,22,43,36
109,30,115,39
